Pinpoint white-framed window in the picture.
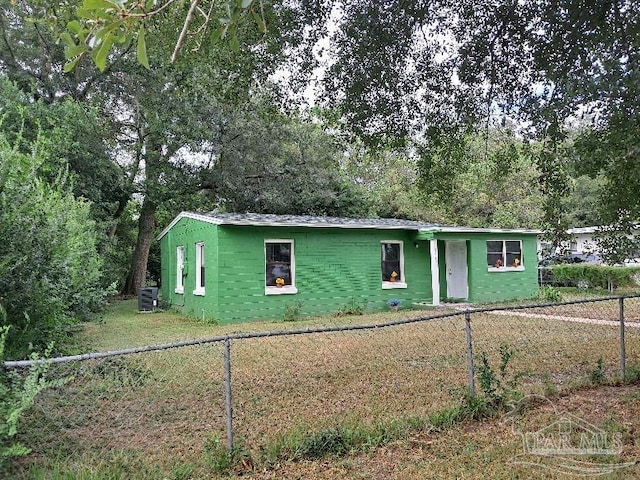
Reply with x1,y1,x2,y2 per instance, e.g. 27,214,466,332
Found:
175,245,185,294
194,242,205,295
381,241,407,288
265,239,297,295
487,240,524,271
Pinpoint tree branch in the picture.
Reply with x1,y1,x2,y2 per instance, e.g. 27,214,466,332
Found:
171,0,201,63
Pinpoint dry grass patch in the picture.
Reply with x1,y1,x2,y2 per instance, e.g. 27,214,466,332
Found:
228,310,639,457
236,385,640,480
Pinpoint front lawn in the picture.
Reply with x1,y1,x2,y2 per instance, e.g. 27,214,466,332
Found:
8,294,640,479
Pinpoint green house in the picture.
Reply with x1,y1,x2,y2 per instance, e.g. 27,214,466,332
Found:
158,212,540,323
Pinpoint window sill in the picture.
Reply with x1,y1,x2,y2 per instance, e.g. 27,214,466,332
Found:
193,288,206,296
382,281,407,289
175,287,184,294
265,286,298,295
488,266,525,272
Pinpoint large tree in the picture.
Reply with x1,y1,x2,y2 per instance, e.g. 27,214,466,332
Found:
13,0,640,268
71,0,637,229
294,1,638,253
1,0,306,295
199,101,369,216
0,77,126,231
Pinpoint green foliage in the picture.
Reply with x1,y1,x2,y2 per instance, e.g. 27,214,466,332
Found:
472,344,525,416
89,358,152,392
419,131,544,228
574,119,640,252
282,301,303,322
0,324,66,472
590,358,607,385
337,137,442,221
205,104,371,217
0,133,104,358
202,434,250,475
428,405,465,430
551,265,640,290
624,363,640,384
538,286,563,303
335,297,366,316
594,220,640,266
263,416,432,465
0,79,125,222
292,427,351,459
0,78,129,292
563,175,606,228
24,449,167,479
61,0,265,70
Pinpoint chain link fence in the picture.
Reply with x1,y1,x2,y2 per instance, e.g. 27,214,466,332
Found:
5,294,640,476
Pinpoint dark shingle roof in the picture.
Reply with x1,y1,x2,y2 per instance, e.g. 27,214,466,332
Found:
205,212,441,229
157,211,541,240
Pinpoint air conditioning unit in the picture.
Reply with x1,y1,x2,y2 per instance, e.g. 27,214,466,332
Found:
138,287,158,312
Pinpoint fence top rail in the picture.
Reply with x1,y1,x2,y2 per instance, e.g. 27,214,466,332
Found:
4,293,639,369
3,309,463,368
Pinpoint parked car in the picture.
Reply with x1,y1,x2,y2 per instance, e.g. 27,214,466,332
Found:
538,253,601,267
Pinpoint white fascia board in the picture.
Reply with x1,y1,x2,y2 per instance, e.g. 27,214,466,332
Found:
422,226,542,235
156,212,223,240
567,226,599,234
157,212,422,240
567,225,640,234
158,212,541,241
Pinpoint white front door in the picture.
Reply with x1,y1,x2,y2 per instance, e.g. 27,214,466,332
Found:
446,241,468,299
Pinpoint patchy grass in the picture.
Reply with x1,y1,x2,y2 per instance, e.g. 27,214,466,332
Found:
80,298,220,350
17,386,640,479
8,296,640,479
80,298,451,351
234,385,640,480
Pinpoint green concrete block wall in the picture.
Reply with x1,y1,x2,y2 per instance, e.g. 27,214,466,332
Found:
435,233,539,304
160,217,220,321
162,221,436,323
160,217,540,323
214,226,434,322
468,234,539,303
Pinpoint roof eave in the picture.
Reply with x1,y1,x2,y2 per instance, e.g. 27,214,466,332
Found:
156,212,223,240
158,212,541,240
421,226,542,235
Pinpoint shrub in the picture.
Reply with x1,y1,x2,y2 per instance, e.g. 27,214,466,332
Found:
282,301,303,322
590,357,607,385
0,323,66,472
0,134,104,358
202,434,250,475
471,343,526,416
335,297,365,316
539,286,563,302
550,264,640,290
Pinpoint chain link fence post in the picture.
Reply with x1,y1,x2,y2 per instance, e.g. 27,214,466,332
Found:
464,310,475,396
223,337,234,453
619,297,626,381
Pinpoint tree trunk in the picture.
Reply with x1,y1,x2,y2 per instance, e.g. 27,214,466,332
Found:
122,128,163,297
122,197,156,296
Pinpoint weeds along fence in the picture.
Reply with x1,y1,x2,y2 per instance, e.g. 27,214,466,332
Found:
4,294,640,475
